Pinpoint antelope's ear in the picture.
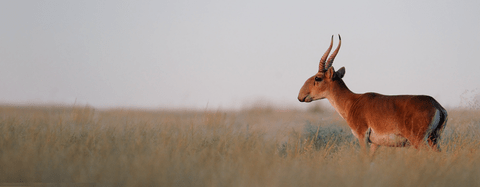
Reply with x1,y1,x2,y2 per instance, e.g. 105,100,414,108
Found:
334,67,345,79
325,66,335,79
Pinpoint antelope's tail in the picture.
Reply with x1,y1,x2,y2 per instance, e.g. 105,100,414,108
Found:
427,104,448,151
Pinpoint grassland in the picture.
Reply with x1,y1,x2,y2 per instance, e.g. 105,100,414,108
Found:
0,105,479,186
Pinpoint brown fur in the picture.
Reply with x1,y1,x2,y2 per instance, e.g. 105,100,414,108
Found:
298,37,447,155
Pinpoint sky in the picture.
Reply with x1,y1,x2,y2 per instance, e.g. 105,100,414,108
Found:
0,0,479,110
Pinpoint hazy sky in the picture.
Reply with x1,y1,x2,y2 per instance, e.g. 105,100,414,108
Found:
1,0,479,109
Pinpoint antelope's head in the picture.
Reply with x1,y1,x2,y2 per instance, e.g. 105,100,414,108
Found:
298,35,346,102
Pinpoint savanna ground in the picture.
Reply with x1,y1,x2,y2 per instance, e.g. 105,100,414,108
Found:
0,104,479,186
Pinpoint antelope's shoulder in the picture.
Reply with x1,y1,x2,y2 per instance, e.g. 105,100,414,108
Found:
362,92,384,98
355,92,389,103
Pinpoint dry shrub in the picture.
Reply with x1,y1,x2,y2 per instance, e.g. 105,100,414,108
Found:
0,105,479,186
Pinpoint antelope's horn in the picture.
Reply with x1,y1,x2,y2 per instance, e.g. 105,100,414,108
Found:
325,34,341,70
319,35,334,72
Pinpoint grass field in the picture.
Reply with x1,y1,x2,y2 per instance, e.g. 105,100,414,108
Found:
0,105,479,186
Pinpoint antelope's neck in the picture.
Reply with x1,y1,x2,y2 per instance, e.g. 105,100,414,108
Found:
326,79,358,120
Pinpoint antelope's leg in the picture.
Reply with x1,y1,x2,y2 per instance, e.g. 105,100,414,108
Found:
370,144,379,158
356,128,371,155
357,136,368,155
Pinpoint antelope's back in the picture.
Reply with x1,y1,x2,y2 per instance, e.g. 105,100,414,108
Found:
350,93,444,134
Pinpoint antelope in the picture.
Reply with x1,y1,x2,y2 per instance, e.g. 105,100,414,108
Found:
298,35,448,155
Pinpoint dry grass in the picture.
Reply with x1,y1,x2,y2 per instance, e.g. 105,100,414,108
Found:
0,105,479,186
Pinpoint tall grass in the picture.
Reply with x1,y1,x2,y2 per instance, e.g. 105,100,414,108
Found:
0,105,479,186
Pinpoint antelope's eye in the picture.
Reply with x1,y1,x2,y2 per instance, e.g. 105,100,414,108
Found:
314,77,323,82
